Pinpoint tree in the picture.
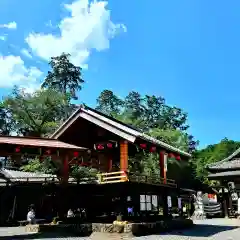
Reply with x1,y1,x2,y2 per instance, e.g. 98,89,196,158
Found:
96,89,197,151
96,90,124,116
193,138,240,184
0,102,15,135
42,53,84,100
2,87,71,137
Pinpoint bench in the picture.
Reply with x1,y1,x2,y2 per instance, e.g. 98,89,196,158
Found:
18,218,46,226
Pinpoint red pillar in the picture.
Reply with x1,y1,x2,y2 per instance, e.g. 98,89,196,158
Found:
120,140,128,172
159,151,167,184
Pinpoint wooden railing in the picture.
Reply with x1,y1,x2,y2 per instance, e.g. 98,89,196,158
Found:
0,173,176,187
97,171,177,187
128,173,177,187
97,171,128,184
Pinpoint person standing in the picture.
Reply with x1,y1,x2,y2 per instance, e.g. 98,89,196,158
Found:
27,207,36,224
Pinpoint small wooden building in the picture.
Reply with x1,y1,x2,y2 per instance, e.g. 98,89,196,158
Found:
207,148,240,217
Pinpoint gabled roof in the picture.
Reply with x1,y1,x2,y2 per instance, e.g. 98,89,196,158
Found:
207,147,240,170
0,135,87,151
51,105,191,157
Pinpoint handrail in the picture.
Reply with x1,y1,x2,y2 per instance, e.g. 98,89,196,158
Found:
98,171,128,184
128,173,177,187
97,171,176,187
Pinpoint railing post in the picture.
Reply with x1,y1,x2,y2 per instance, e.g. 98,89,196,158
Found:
97,174,103,183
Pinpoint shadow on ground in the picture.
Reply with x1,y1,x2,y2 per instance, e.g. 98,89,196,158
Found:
0,232,89,239
165,224,239,237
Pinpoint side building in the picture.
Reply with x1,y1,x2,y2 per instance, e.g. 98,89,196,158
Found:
207,148,240,217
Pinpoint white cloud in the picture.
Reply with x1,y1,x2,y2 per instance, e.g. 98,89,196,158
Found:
0,55,43,88
0,36,6,41
0,21,17,29
21,49,32,59
26,0,126,67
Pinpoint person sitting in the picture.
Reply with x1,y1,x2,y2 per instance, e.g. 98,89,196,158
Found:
27,208,36,224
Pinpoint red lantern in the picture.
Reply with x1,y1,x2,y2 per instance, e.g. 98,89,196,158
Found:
45,149,51,155
140,143,147,149
73,151,79,157
168,153,175,158
149,146,156,152
107,143,113,148
175,155,181,161
15,146,21,153
97,144,104,150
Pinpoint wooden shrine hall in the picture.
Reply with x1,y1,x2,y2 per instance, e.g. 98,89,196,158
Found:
51,105,191,184
207,147,240,217
0,105,193,224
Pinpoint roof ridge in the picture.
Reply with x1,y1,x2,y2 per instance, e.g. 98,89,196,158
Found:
207,147,240,168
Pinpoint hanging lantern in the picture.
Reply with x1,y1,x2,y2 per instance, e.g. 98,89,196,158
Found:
149,146,156,152
15,146,21,153
168,153,175,159
140,143,147,149
175,155,181,161
73,151,79,157
45,149,51,155
107,143,113,148
97,144,104,150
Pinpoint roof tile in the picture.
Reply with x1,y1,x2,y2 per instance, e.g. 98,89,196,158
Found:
0,136,86,150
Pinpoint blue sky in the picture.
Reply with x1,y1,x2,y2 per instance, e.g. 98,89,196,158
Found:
0,0,240,148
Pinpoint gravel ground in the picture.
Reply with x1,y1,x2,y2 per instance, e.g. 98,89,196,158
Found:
0,219,239,239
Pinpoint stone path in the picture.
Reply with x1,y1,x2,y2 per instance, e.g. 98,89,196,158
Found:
0,219,240,239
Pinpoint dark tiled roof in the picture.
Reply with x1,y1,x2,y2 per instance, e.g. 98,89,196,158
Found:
0,135,86,150
208,158,240,170
0,169,77,183
208,170,240,179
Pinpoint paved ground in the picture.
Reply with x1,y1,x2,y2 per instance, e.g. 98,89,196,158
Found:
0,219,240,239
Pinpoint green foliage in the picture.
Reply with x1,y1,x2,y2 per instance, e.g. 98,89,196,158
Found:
96,89,197,152
41,52,84,100
0,101,15,135
20,157,98,180
2,87,71,137
70,165,99,180
193,138,240,184
20,157,58,175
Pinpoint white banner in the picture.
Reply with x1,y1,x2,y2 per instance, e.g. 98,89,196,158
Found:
164,154,168,172
167,196,172,208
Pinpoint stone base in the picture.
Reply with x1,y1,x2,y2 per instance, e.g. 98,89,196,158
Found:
90,232,133,239
91,218,193,237
25,224,39,232
34,218,193,237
